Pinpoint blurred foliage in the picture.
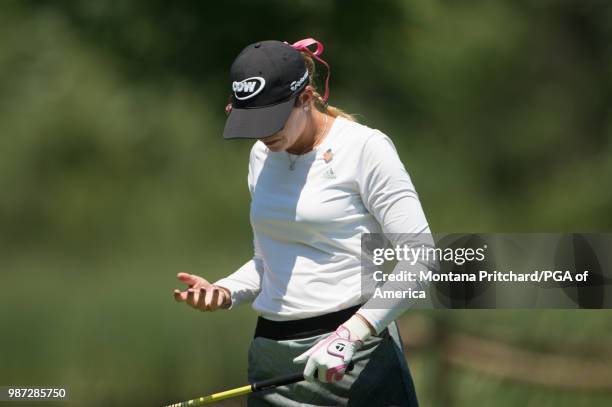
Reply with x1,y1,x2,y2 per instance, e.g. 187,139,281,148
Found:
1,1,612,406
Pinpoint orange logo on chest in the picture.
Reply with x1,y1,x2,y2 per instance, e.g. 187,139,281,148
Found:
323,148,334,163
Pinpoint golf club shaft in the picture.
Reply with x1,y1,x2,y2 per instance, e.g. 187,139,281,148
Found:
164,362,355,406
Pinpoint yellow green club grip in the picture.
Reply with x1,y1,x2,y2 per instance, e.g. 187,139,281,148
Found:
165,384,252,406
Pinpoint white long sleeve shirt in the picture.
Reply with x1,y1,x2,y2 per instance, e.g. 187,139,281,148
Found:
214,116,431,334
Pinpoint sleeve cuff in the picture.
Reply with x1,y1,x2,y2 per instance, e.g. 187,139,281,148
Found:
343,314,373,341
353,308,386,335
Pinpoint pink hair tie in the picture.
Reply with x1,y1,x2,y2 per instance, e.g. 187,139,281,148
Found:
285,38,331,106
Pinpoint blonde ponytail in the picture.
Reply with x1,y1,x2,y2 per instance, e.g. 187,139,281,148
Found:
301,52,357,122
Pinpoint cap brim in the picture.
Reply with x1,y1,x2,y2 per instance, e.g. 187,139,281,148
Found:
223,97,295,140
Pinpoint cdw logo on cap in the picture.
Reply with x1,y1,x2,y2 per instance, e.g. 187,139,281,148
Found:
232,76,266,100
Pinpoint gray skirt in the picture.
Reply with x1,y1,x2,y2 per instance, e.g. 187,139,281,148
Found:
247,320,419,407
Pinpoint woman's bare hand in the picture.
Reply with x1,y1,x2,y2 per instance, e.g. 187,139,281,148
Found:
173,272,231,311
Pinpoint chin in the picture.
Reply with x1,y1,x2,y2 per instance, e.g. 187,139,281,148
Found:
268,146,285,152
265,143,285,152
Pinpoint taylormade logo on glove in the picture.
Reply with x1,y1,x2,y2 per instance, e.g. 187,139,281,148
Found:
293,314,372,383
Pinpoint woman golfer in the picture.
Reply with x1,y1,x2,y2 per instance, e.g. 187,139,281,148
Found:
173,38,431,406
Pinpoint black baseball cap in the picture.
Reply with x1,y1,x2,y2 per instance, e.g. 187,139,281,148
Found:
223,40,309,140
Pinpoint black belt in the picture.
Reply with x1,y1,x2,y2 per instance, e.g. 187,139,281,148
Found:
254,304,364,340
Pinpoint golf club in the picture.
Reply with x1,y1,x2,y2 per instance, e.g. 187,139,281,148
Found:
163,362,355,407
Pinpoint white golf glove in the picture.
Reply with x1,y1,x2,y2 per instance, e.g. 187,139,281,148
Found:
293,314,372,383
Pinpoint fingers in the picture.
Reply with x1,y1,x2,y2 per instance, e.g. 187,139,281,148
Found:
174,272,218,310
296,357,342,384
174,289,188,302
293,349,311,364
197,287,220,311
177,272,197,287
174,286,229,312
302,358,317,382
214,289,226,308
176,272,210,289
325,366,345,383
187,288,199,307
205,288,219,311
196,288,207,310
343,348,355,363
